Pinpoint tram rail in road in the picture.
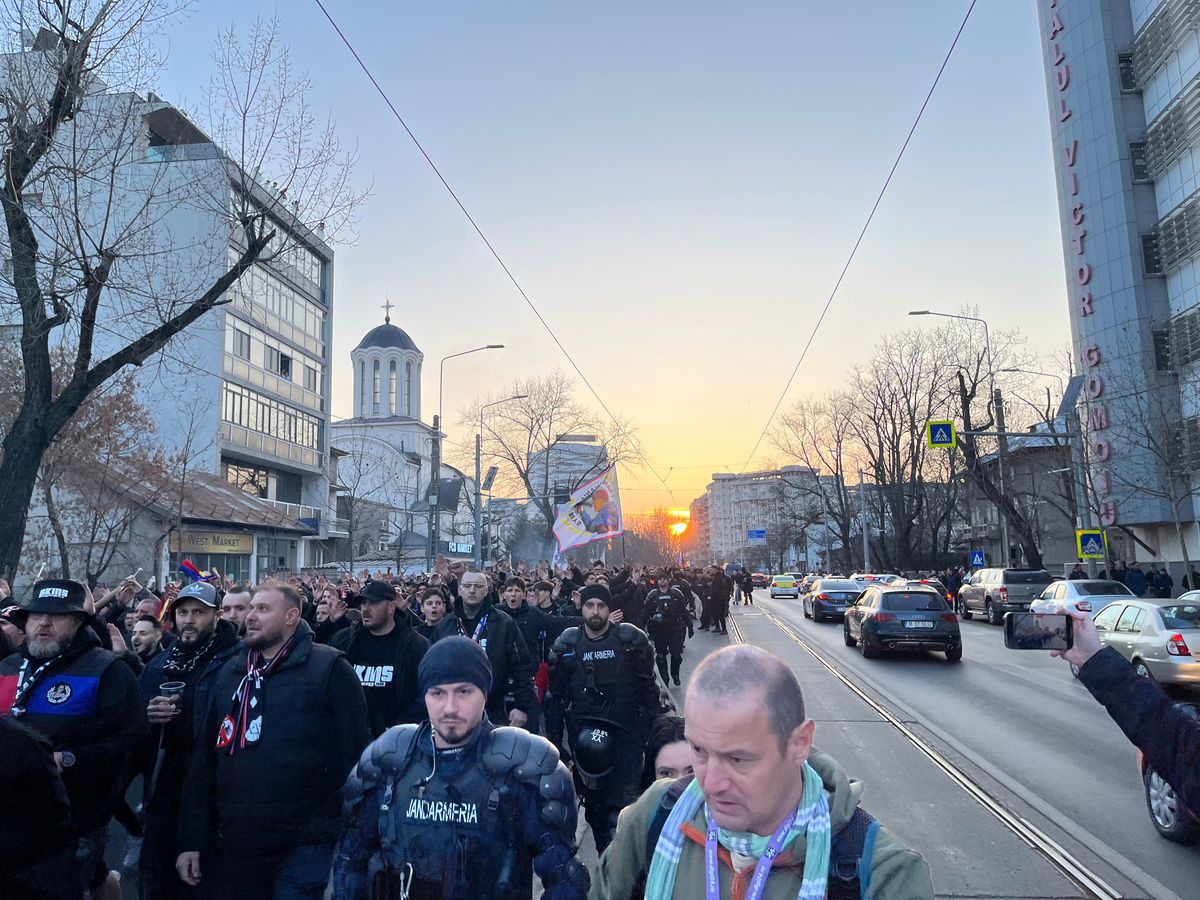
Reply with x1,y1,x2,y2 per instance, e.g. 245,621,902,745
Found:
727,607,1128,900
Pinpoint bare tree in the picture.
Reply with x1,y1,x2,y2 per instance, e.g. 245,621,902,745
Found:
0,4,364,580
457,370,641,542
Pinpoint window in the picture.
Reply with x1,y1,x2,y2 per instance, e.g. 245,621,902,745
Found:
1093,604,1124,631
359,361,366,412
278,353,292,379
304,365,318,393
389,361,398,415
221,384,322,450
264,346,281,374
1130,141,1151,183
233,328,251,360
372,361,381,414
1115,605,1144,633
405,362,413,416
1117,52,1137,92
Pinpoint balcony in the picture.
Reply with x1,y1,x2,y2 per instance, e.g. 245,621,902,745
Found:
327,516,350,538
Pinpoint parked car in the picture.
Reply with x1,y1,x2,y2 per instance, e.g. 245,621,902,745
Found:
802,578,862,622
1033,579,1134,615
769,574,800,599
850,573,901,586
957,568,1055,625
843,583,961,661
1091,596,1200,683
799,574,822,593
895,578,955,608
1138,701,1200,843
750,572,769,588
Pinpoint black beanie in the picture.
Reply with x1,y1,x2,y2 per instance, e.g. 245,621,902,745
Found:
579,584,612,607
418,636,493,696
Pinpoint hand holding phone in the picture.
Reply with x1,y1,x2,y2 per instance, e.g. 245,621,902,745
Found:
1004,612,1074,651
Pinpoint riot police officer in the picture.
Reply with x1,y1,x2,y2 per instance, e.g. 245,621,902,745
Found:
642,572,694,686
333,636,589,900
546,584,660,853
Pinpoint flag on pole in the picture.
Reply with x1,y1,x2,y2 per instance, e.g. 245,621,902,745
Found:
553,465,624,554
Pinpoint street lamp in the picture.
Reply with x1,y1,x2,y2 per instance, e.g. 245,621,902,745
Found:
428,344,505,570
475,394,527,568
909,309,1010,565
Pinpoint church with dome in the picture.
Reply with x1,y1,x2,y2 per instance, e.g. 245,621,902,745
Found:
329,308,475,568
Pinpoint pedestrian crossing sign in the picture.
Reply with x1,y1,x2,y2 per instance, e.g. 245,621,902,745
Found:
1076,529,1106,560
926,420,957,449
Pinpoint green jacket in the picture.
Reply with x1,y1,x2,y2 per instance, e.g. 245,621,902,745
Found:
590,749,934,900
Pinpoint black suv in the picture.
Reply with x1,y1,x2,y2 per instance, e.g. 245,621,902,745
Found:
843,584,962,662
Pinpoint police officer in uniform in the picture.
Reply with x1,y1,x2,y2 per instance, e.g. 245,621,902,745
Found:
642,572,694,686
333,636,589,900
546,584,660,853
0,579,149,896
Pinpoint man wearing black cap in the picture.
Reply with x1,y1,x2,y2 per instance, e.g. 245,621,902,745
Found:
433,570,535,728
332,636,590,899
177,583,371,899
331,579,429,736
546,583,661,853
0,578,149,896
137,581,241,899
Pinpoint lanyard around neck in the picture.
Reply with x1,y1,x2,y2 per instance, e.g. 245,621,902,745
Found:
704,806,797,900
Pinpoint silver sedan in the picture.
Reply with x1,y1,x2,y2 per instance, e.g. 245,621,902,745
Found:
1092,596,1200,684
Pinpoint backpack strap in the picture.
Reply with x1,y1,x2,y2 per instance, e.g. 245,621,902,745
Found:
645,774,696,860
827,807,880,900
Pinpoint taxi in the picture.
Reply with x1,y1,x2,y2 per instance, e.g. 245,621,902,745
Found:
769,574,800,599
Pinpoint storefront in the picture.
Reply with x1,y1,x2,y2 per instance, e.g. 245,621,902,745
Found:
169,530,255,583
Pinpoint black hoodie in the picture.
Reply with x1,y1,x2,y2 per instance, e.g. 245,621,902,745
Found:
331,611,429,735
433,596,534,722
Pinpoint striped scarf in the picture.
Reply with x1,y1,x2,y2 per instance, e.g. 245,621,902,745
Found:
218,633,298,755
644,763,831,900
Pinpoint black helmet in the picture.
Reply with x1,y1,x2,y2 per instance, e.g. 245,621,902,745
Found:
572,720,617,790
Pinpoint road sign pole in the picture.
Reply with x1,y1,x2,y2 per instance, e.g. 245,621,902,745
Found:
859,469,870,572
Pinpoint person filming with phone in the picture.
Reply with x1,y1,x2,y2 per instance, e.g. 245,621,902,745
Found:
1053,607,1200,817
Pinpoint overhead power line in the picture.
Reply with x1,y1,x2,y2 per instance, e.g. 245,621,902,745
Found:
738,0,978,473
313,0,680,501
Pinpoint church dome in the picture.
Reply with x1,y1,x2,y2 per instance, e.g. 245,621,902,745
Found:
355,321,420,353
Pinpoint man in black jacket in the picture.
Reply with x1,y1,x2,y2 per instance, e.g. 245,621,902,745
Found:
331,579,429,735
0,716,79,899
1057,606,1200,819
177,584,371,899
138,582,241,899
707,566,734,635
498,576,564,733
0,579,149,896
433,570,534,728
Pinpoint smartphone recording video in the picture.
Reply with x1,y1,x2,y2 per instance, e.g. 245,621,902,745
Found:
1004,612,1074,651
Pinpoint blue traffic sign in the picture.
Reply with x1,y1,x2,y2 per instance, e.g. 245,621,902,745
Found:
970,549,985,568
926,420,957,448
1076,529,1106,559
746,528,767,545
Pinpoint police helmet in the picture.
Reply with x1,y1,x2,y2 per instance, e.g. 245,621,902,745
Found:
572,720,617,790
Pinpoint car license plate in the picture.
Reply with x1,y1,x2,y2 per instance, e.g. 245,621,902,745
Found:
905,621,934,628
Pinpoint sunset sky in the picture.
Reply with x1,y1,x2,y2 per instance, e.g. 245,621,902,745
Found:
150,1,1070,512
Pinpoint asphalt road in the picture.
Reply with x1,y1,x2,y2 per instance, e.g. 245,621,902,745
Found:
751,588,1200,899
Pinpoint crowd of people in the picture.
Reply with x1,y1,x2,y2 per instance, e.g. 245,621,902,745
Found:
0,558,930,899
6,550,1194,900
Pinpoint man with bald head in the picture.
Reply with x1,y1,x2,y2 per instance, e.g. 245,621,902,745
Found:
591,644,933,899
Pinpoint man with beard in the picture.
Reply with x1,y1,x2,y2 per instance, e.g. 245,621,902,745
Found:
177,584,371,899
546,584,660,853
332,637,589,899
138,581,241,899
331,580,429,736
433,570,534,728
0,579,149,897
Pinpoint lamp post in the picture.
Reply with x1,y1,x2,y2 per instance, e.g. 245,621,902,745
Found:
476,394,527,569
428,344,504,571
909,309,1010,565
